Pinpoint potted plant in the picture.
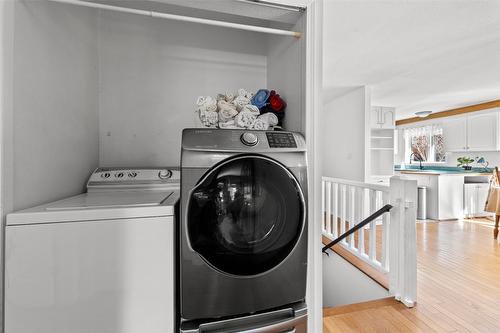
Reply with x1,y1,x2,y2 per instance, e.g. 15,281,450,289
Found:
457,156,475,170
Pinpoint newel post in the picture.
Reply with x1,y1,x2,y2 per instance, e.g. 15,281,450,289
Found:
389,176,417,307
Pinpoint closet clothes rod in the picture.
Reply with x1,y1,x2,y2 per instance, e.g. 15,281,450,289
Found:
47,0,303,38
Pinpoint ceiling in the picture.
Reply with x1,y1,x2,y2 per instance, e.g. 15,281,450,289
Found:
323,0,500,120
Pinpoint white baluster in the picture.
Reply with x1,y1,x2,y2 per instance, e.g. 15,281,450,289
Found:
340,184,346,242
357,187,365,255
369,189,377,262
321,180,325,233
332,183,338,239
382,191,390,270
348,186,355,248
325,181,332,236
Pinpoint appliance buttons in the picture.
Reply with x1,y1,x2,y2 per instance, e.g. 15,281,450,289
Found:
115,172,124,178
158,170,172,180
241,132,258,146
128,172,137,178
101,172,111,179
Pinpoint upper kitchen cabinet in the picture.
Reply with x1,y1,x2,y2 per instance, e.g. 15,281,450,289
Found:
371,106,395,129
467,111,498,151
443,109,499,152
442,116,467,151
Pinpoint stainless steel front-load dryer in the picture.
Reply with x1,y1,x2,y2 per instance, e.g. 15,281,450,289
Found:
179,129,308,332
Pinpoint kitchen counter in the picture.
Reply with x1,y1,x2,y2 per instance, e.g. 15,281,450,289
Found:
397,169,491,176
394,166,492,220
395,165,492,176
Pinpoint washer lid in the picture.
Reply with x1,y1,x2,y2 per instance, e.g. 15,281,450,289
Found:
6,191,178,226
45,191,173,211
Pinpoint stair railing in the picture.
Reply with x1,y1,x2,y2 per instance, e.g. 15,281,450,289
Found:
321,176,417,308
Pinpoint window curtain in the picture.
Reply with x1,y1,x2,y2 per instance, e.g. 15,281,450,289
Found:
404,125,443,162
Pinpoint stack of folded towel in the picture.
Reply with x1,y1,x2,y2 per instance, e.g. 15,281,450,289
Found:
195,88,286,130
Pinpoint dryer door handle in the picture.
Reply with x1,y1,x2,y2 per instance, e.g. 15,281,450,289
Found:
238,314,307,333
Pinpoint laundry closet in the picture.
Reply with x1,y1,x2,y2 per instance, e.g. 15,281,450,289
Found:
1,0,321,331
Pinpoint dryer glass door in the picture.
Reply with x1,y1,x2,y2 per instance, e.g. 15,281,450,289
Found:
187,155,305,276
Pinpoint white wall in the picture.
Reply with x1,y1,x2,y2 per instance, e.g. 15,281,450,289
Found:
10,0,99,211
446,151,500,169
267,16,306,133
98,10,267,167
321,86,368,181
323,253,389,307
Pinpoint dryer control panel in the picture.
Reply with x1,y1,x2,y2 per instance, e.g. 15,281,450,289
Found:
87,167,180,191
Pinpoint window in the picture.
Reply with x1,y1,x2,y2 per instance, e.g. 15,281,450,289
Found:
404,125,445,163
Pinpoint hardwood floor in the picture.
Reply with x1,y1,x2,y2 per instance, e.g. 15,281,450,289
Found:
323,218,500,332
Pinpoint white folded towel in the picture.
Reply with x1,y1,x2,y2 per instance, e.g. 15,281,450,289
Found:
241,104,260,115
196,96,217,113
216,91,235,103
233,95,251,111
238,88,253,99
235,111,257,128
252,113,279,131
252,118,268,130
198,110,219,127
233,88,254,111
259,112,279,126
218,100,238,122
219,120,239,129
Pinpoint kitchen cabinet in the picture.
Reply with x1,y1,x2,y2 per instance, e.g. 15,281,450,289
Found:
396,172,464,220
442,117,467,152
371,106,395,129
442,110,499,152
467,112,498,151
464,183,492,218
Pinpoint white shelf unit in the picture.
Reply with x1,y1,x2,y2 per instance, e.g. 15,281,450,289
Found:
1,1,322,332
368,127,395,181
370,147,394,151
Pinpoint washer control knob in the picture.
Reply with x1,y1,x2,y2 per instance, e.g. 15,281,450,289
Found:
101,172,111,179
158,169,172,180
241,132,258,146
128,172,137,178
115,172,124,178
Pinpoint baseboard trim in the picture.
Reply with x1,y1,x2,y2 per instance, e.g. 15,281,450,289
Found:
323,297,399,317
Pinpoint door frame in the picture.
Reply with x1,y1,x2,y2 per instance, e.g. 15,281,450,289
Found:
1,0,16,331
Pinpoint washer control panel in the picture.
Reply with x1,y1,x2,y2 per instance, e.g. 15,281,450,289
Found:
182,129,306,151
241,132,259,146
87,167,180,190
266,132,297,148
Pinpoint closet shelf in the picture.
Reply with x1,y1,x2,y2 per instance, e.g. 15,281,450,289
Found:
48,0,303,38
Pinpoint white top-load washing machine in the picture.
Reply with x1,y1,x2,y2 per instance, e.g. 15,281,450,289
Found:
5,167,179,333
